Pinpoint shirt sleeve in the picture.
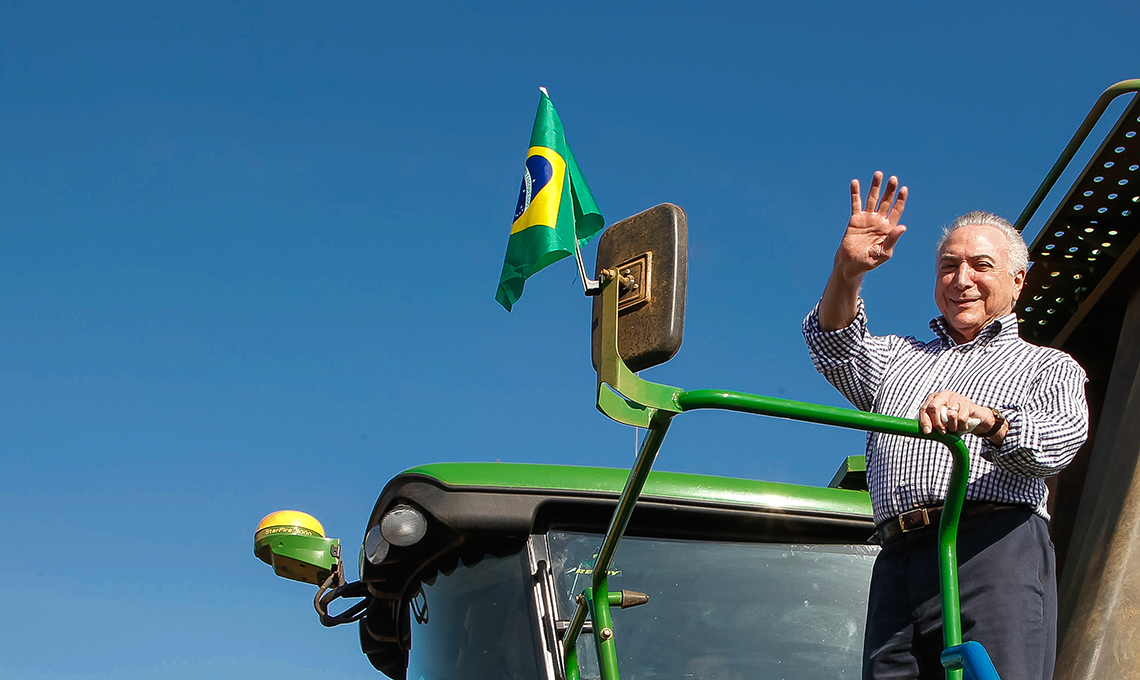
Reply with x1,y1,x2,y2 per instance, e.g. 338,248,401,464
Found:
983,354,1089,477
802,299,899,413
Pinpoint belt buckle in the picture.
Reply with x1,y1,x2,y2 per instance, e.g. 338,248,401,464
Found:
897,507,931,533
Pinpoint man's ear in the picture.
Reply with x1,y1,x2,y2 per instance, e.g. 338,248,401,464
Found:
1013,268,1026,298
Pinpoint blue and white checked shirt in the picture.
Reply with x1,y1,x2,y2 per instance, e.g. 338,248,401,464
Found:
804,299,1088,525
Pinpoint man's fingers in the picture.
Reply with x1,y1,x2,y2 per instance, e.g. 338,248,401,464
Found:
880,225,906,257
889,186,908,224
947,408,966,432
851,179,863,215
877,176,898,216
919,390,984,433
921,402,943,434
941,404,959,432
949,408,978,433
920,392,959,434
866,172,883,211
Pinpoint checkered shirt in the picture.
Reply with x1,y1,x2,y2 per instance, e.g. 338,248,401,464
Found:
803,299,1088,525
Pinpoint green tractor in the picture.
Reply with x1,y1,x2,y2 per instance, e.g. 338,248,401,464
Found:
256,80,1140,680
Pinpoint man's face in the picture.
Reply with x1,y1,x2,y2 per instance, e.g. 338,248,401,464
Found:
934,224,1026,344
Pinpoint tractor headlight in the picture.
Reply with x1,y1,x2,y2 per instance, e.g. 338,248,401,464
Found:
380,504,427,547
363,525,390,566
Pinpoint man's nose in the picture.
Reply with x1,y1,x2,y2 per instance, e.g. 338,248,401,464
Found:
953,264,973,287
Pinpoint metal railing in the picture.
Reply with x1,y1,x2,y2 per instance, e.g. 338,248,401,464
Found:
1014,79,1140,232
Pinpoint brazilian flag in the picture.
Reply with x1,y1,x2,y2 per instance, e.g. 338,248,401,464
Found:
495,90,604,311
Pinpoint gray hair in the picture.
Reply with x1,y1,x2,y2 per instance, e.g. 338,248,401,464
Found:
936,211,1029,275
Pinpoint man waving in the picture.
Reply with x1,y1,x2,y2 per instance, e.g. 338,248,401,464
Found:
804,172,1089,680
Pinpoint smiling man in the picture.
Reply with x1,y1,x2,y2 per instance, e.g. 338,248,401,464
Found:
803,172,1089,680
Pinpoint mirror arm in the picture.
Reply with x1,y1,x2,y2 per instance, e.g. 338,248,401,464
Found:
595,272,684,427
574,232,601,295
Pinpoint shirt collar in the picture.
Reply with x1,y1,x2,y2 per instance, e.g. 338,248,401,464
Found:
929,312,1020,349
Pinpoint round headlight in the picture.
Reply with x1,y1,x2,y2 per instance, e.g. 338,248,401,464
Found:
380,505,427,547
364,525,390,566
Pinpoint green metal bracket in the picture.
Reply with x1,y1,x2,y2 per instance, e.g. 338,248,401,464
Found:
595,271,682,427
254,532,340,586
586,585,620,680
829,454,867,490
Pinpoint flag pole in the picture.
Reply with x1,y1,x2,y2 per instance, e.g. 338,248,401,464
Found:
540,86,601,296
538,86,600,296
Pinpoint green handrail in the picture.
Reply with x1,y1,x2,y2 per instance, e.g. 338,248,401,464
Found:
564,273,971,680
676,389,970,680
1014,79,1140,232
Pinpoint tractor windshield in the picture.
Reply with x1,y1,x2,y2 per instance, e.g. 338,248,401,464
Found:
549,531,879,680
405,550,544,680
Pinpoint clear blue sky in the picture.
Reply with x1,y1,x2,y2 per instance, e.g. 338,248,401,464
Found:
2,1,1137,677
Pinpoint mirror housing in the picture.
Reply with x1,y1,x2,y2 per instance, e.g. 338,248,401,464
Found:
591,203,688,373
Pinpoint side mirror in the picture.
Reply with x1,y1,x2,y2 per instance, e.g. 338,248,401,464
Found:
254,510,340,586
591,203,688,373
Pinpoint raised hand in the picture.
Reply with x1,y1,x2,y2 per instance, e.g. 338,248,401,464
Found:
817,171,909,331
834,171,908,278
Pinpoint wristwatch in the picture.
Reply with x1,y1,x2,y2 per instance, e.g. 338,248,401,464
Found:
975,408,1006,439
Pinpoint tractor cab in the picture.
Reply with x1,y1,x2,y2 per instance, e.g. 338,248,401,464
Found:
256,80,1140,680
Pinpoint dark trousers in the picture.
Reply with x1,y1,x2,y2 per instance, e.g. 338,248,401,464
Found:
863,506,1057,680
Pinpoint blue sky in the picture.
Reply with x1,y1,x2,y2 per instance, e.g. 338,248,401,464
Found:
2,1,1138,677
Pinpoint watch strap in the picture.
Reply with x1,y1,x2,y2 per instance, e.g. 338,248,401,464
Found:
976,408,1005,439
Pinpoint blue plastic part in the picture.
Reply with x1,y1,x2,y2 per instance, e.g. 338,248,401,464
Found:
941,641,1001,680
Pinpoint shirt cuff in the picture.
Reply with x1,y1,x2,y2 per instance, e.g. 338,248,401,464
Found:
981,407,1037,470
803,298,869,353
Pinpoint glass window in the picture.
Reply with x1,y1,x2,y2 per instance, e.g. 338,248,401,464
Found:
406,551,544,680
549,531,878,680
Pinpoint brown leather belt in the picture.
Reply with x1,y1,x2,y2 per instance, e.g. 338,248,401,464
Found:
876,502,1022,544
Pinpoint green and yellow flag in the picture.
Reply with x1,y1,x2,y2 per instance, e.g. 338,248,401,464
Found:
495,90,604,311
